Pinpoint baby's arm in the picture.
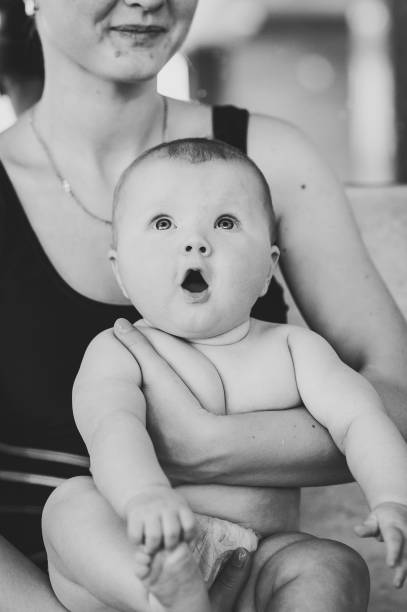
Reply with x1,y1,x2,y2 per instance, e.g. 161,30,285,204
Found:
287,326,407,587
73,329,195,553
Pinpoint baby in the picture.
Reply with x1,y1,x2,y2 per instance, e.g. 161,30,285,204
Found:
44,138,407,612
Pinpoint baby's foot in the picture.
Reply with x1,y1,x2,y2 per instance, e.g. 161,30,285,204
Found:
135,544,210,612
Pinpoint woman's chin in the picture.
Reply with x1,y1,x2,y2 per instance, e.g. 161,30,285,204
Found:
93,48,170,85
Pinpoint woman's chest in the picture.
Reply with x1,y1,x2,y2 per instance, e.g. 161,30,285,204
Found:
2,155,128,304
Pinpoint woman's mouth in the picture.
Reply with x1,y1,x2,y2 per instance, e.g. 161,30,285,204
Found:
110,24,167,48
110,25,167,39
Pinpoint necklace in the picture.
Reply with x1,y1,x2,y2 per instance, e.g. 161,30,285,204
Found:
29,96,169,226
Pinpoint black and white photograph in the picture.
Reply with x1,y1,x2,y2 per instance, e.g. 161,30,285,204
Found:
1,1,407,610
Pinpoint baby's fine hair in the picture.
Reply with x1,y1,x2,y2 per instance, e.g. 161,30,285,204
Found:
112,138,277,247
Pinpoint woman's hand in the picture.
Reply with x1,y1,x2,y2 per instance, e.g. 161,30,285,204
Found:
113,319,215,481
113,319,349,487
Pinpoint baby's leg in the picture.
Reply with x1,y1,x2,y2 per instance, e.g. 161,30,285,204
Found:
43,476,210,612
235,532,370,612
43,476,150,612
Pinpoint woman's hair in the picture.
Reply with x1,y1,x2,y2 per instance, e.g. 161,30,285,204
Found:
0,0,43,91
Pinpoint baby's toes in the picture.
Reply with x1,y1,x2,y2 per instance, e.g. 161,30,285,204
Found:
134,549,152,580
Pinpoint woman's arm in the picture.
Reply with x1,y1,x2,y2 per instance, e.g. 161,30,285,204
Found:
249,114,407,436
113,118,407,489
114,115,407,487
0,536,67,611
114,320,349,487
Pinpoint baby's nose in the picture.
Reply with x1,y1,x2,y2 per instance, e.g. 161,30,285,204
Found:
184,236,211,256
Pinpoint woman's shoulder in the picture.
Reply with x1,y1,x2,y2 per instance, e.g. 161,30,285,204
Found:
0,116,38,246
246,111,346,218
248,112,322,169
0,113,44,208
168,98,306,150
0,113,32,166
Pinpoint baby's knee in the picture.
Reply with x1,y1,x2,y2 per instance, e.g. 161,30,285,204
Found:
42,476,96,541
48,561,112,612
255,535,369,612
314,538,366,569
290,537,370,601
260,534,369,599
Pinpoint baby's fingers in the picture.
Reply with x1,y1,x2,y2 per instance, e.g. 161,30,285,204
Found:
393,563,407,589
179,506,196,542
382,525,404,568
127,517,144,546
162,511,182,550
354,514,379,538
144,515,163,554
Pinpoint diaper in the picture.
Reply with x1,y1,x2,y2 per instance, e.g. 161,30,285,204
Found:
190,513,259,587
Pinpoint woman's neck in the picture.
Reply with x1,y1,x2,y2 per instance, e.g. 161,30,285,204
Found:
29,61,167,223
36,61,163,165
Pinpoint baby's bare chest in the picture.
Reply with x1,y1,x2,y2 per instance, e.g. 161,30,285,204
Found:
200,341,301,413
138,326,301,414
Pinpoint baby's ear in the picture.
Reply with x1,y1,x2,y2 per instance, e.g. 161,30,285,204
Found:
108,249,129,299
260,245,280,297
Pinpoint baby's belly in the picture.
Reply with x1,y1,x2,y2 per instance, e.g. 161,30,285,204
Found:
176,484,300,537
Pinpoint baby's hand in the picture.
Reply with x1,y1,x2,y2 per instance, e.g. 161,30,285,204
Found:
354,502,407,588
125,485,196,554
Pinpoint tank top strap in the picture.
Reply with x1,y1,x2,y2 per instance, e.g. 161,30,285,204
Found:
212,106,249,154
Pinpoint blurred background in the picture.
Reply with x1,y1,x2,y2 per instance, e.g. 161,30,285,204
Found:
2,0,407,184
1,1,407,610
171,0,406,185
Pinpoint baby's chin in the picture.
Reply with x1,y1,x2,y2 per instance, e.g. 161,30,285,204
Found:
141,316,251,346
141,317,225,341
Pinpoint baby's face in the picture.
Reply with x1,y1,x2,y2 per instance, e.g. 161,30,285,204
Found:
113,158,278,339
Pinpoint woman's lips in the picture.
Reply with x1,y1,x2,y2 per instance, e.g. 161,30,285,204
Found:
110,25,166,35
109,25,167,45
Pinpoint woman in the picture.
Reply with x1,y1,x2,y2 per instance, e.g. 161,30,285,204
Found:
0,0,405,609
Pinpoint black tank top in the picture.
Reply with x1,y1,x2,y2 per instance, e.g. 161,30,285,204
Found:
0,105,287,556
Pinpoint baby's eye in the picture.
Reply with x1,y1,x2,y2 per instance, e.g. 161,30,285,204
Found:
215,216,239,230
153,217,173,230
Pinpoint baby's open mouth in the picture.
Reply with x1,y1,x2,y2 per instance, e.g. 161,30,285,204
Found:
181,269,208,293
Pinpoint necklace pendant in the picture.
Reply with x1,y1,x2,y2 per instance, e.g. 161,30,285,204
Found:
61,179,72,194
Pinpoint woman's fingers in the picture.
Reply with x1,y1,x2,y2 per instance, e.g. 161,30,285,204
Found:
114,319,157,361
114,319,189,391
354,514,379,538
209,548,252,612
